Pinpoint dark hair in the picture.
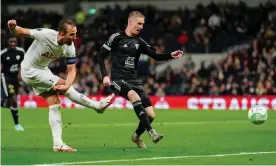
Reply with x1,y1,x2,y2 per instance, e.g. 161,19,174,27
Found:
58,20,76,33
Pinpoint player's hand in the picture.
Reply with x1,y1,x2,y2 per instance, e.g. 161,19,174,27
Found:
8,19,17,30
103,76,111,87
53,84,70,91
171,50,183,59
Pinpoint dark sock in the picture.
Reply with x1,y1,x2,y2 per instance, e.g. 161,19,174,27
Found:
10,107,19,125
135,116,154,137
133,101,152,132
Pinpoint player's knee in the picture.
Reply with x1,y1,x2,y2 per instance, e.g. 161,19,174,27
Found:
148,112,155,119
48,97,60,105
127,90,141,103
145,106,155,118
10,101,17,108
8,95,17,107
52,97,61,105
44,95,61,105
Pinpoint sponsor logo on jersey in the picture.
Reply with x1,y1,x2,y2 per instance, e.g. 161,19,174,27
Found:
41,52,58,60
16,55,20,60
124,57,135,68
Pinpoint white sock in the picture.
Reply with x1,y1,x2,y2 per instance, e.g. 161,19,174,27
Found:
49,104,63,146
64,87,100,109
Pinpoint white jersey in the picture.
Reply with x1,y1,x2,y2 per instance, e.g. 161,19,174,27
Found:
21,28,76,69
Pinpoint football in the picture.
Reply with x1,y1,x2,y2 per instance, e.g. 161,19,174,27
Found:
248,105,268,125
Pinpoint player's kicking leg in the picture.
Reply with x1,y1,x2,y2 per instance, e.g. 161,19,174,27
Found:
62,86,115,113
55,79,115,113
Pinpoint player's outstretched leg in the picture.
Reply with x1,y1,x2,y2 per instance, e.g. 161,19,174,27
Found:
63,86,115,113
97,93,116,113
128,90,163,146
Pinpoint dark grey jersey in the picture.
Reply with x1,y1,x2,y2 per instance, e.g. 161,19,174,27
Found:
98,31,172,81
1,47,25,78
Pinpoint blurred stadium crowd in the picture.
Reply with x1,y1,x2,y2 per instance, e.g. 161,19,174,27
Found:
1,1,276,96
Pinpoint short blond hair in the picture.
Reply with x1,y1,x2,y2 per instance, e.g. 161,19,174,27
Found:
128,11,145,20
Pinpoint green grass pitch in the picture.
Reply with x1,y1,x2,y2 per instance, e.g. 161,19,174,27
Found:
1,108,276,165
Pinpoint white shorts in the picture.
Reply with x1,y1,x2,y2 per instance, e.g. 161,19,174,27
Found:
21,67,60,95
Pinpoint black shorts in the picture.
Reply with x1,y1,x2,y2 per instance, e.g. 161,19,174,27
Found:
1,73,18,97
111,79,152,108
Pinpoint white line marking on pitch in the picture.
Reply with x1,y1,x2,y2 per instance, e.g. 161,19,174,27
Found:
46,151,276,165
3,120,248,129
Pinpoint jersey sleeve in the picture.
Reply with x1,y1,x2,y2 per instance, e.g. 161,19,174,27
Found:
0,49,7,63
29,28,52,40
139,37,172,61
139,37,151,49
0,49,4,62
0,49,7,56
64,44,76,65
16,47,25,54
139,37,157,55
101,33,120,51
98,33,120,78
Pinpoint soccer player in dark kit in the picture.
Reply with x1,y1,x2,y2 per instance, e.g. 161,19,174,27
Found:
1,35,25,131
98,11,183,148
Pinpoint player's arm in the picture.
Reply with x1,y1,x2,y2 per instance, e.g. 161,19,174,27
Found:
98,48,111,87
0,50,3,72
0,49,8,72
139,38,183,61
53,43,77,91
17,48,25,80
53,57,76,91
63,46,77,89
8,19,48,40
65,63,77,88
97,33,119,86
8,19,31,36
97,49,110,78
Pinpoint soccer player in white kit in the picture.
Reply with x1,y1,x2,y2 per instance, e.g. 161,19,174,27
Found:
7,19,115,152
